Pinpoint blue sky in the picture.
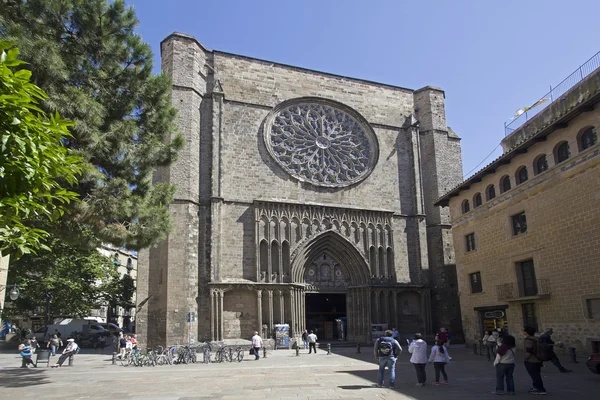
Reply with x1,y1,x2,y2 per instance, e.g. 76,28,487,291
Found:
128,0,600,178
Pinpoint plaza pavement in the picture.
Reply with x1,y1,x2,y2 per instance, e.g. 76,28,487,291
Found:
0,344,598,399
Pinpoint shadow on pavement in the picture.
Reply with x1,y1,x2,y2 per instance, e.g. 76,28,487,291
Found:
0,368,52,388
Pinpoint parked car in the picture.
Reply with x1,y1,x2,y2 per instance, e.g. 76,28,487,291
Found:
587,353,600,374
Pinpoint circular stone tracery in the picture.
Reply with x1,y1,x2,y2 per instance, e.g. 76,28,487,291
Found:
264,100,379,187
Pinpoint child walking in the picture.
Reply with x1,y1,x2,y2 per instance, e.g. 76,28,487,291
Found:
429,339,450,385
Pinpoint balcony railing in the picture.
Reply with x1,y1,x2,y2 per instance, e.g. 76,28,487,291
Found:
496,279,550,301
504,50,600,136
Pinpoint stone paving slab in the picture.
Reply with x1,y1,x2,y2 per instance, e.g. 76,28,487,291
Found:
0,347,598,399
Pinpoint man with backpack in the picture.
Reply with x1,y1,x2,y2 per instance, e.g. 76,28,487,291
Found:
373,329,403,388
523,326,548,395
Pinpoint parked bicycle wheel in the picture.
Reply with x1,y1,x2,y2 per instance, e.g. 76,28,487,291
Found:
236,349,244,362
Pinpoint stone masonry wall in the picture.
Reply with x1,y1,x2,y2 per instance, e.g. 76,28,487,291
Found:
451,109,600,352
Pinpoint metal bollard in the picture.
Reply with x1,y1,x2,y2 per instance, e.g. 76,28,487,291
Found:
568,347,578,363
327,343,331,355
112,352,117,365
68,355,74,366
296,345,299,356
263,347,267,358
473,343,478,355
357,343,361,353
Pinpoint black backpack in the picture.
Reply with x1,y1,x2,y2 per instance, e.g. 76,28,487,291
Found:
377,338,394,357
527,337,553,361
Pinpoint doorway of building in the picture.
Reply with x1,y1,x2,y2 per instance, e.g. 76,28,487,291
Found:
305,293,346,340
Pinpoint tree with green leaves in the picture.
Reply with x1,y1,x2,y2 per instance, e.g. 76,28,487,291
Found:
6,223,120,319
0,42,83,258
0,0,183,251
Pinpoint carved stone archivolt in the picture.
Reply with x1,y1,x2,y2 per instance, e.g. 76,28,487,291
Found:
255,200,395,285
264,98,379,188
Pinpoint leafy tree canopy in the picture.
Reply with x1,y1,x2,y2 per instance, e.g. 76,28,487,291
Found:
5,223,121,319
0,0,183,251
0,41,83,258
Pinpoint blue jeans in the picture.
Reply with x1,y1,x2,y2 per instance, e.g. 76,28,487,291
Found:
303,340,308,349
50,345,57,356
254,347,260,360
378,356,397,387
495,363,515,393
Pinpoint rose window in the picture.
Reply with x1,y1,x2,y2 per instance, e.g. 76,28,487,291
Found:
264,100,378,187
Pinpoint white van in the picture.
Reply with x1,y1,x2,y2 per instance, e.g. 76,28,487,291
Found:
31,319,109,342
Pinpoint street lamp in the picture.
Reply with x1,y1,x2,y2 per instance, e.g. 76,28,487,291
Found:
1,284,20,300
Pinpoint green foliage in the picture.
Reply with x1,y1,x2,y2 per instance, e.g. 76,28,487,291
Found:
5,224,120,318
0,41,83,258
0,0,183,250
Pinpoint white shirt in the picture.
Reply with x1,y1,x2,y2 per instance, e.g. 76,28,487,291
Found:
64,342,78,353
251,335,263,348
428,345,450,363
408,339,428,364
307,333,318,343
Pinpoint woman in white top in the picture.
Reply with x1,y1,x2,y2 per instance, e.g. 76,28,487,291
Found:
428,340,450,385
483,330,498,361
408,333,428,386
492,334,516,395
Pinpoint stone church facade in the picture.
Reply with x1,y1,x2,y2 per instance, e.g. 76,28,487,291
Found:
136,32,464,346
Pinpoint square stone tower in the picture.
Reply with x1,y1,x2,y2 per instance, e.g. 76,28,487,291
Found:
135,33,464,347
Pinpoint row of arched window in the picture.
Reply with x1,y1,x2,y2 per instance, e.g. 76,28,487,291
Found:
259,240,291,282
369,246,394,278
462,126,597,214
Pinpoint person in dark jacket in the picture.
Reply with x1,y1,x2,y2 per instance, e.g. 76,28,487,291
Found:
523,326,546,395
302,330,308,349
539,328,572,373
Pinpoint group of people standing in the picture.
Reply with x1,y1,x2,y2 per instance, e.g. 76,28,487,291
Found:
488,326,571,395
373,328,452,388
18,335,79,368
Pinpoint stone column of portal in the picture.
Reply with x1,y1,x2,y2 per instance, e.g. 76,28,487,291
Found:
393,291,399,333
279,290,284,324
364,288,371,341
218,290,224,341
210,290,216,341
257,290,263,332
268,290,274,335
290,288,296,334
299,289,305,334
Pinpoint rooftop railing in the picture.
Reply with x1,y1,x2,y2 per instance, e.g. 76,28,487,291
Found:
504,51,600,136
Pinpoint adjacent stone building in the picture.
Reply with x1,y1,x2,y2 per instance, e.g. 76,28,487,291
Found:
136,32,464,347
436,62,600,352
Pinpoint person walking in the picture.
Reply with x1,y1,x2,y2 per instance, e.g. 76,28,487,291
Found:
539,328,572,373
302,330,309,349
307,330,318,354
19,340,36,368
251,331,263,360
47,334,63,357
408,333,428,386
373,329,403,388
523,326,547,395
484,330,498,361
429,339,450,385
52,338,78,368
117,333,127,359
435,327,451,345
492,334,516,395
